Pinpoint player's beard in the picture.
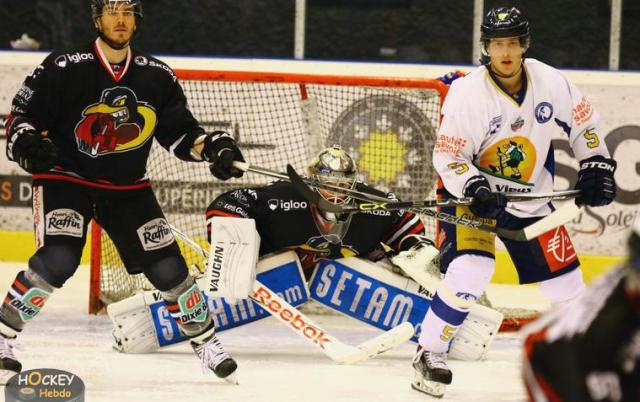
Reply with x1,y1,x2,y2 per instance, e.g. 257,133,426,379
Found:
98,28,133,51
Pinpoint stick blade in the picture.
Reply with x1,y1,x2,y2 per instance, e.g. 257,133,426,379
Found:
352,322,415,362
522,202,581,240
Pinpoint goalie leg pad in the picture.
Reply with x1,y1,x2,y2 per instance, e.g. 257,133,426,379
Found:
309,257,501,361
109,251,310,352
449,303,503,361
107,292,160,354
206,217,260,303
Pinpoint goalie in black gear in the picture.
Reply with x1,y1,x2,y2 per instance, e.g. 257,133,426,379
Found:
522,220,640,402
0,0,244,384
206,145,430,273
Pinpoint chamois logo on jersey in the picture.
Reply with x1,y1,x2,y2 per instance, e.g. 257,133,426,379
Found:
45,209,84,238
327,95,436,201
5,368,85,402
477,136,537,186
74,86,157,157
136,218,175,251
535,102,554,124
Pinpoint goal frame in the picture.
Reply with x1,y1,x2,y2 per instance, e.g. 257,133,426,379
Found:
89,68,449,314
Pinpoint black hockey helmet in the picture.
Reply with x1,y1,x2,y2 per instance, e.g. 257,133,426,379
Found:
480,7,530,55
91,0,143,20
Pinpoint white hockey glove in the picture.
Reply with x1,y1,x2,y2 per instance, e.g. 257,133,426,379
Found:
107,292,160,354
390,235,441,294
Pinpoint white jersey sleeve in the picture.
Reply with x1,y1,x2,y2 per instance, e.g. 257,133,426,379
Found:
433,76,484,198
554,74,610,161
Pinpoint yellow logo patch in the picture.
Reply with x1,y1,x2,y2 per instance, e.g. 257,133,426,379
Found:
477,136,536,185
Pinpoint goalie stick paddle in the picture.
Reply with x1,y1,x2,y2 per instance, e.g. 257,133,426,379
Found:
169,225,414,364
285,164,581,241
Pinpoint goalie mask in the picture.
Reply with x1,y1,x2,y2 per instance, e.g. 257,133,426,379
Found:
307,145,357,206
307,145,356,240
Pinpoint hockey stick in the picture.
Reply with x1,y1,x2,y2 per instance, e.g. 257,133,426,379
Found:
233,161,393,204
169,225,415,364
234,161,580,210
236,161,580,206
285,164,581,241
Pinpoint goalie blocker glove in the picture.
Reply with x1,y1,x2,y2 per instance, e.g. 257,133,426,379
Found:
463,175,507,219
201,131,245,180
6,120,57,174
574,155,617,207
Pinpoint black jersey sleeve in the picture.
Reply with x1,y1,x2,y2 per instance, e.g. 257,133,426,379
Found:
152,64,205,162
204,188,260,241
6,52,61,160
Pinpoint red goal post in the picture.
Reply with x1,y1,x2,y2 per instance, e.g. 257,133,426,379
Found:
89,68,449,314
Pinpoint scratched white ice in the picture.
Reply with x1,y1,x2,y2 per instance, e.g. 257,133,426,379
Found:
0,262,548,402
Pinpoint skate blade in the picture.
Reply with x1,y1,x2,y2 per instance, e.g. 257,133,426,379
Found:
411,378,446,398
223,372,239,385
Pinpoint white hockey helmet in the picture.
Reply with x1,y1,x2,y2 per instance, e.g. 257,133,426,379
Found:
307,145,357,205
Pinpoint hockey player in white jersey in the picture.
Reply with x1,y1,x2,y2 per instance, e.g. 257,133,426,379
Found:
412,6,617,398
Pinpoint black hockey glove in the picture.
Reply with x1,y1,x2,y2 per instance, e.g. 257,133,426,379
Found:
201,131,245,181
8,129,57,174
464,175,507,219
574,155,617,207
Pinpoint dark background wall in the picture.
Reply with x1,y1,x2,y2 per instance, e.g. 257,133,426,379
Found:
0,0,638,69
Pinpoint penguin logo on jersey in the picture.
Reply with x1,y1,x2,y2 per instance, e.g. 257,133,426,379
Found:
534,102,554,124
477,136,537,186
74,86,157,157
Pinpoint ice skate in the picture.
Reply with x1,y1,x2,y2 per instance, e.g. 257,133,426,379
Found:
0,324,22,385
191,331,238,384
411,348,452,398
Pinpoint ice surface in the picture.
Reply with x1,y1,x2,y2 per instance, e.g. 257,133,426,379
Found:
0,262,548,402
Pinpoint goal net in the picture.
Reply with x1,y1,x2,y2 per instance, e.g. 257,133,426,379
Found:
89,68,447,313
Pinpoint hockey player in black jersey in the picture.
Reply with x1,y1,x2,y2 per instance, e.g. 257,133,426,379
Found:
0,0,244,383
205,145,429,273
522,220,640,402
